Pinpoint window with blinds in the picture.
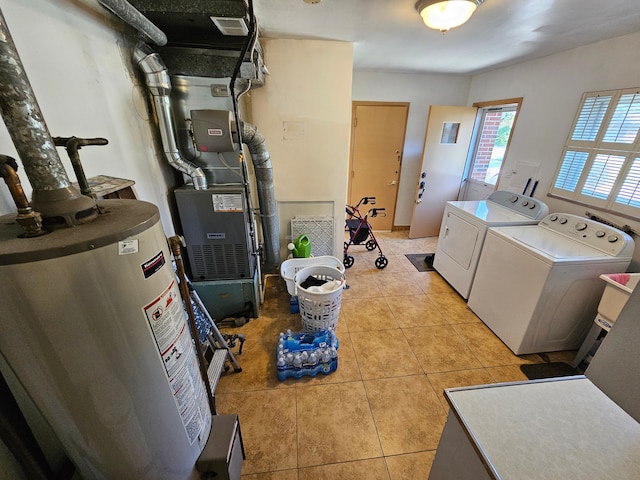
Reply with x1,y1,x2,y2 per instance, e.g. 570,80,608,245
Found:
550,88,640,218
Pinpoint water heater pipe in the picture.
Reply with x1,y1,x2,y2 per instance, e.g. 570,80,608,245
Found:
242,121,280,271
134,44,208,190
98,0,167,46
0,8,95,223
0,155,44,237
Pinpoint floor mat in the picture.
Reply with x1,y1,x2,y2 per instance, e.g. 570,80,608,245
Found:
520,362,580,380
405,253,435,272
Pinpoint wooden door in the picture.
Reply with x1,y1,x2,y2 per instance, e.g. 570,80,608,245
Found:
409,105,477,238
348,102,409,231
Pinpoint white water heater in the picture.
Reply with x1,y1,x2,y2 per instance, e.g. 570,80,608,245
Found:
0,200,211,479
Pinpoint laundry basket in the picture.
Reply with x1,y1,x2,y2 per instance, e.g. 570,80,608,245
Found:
294,265,345,332
280,256,345,296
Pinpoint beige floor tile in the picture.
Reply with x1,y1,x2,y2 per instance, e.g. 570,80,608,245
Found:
342,273,383,299
404,325,483,373
335,312,349,335
428,291,481,324
375,272,425,296
453,323,540,367
486,365,531,383
385,294,447,328
241,469,298,480
377,235,438,255
216,389,297,474
385,451,436,480
216,310,304,393
427,368,496,411
216,337,293,393
213,230,582,477
414,272,456,294
298,458,390,480
365,376,446,456
350,328,422,379
379,254,411,273
341,297,399,332
296,382,382,467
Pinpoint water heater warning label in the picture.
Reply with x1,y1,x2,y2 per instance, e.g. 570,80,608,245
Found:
212,193,242,212
144,281,209,445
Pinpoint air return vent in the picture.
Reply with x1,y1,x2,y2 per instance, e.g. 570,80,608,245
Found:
210,16,249,36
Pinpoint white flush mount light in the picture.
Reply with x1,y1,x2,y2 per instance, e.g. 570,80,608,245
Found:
415,0,484,33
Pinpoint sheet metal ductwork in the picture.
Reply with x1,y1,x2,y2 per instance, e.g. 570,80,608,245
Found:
97,0,167,46
134,44,208,190
124,0,279,273
242,121,279,271
0,8,96,226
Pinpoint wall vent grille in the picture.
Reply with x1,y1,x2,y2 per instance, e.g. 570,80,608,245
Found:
291,216,334,257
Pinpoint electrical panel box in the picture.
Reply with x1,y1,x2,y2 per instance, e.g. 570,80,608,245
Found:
175,185,255,280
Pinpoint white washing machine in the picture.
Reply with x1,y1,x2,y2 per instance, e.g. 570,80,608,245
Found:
433,191,549,299
467,213,634,355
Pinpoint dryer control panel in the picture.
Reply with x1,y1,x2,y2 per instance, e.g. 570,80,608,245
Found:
539,213,635,256
487,191,549,219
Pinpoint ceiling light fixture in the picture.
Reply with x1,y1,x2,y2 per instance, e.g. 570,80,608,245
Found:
415,0,484,33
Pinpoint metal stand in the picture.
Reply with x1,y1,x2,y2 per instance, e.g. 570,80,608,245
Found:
190,287,243,374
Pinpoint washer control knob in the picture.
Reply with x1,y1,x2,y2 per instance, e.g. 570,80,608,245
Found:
596,230,606,238
608,235,619,243
550,215,558,221
559,217,568,224
575,223,587,231
510,195,519,203
522,200,529,207
528,203,537,209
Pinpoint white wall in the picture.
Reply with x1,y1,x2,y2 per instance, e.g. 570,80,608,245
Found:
249,38,353,258
0,0,176,233
469,31,640,243
352,72,471,226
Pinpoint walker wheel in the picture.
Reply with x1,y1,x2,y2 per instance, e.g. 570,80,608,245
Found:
365,239,377,251
374,256,388,269
344,255,355,268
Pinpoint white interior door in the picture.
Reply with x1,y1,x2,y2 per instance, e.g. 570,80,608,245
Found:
409,105,477,238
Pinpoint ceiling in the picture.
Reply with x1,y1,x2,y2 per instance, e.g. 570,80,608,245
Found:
253,0,640,75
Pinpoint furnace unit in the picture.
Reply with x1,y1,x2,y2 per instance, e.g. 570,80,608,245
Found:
175,185,256,281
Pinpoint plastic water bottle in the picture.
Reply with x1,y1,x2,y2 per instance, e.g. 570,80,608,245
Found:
321,349,331,363
308,352,318,365
293,354,302,369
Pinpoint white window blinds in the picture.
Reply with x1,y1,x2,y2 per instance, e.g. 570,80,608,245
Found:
550,88,640,217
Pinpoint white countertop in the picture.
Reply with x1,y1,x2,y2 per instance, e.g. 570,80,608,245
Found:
446,377,640,480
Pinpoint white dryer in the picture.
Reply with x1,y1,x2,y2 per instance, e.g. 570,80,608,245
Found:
433,191,548,299
467,213,634,355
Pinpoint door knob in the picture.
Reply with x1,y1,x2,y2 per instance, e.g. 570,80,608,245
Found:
388,180,397,186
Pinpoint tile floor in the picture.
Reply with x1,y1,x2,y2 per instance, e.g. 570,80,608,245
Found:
216,231,577,479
